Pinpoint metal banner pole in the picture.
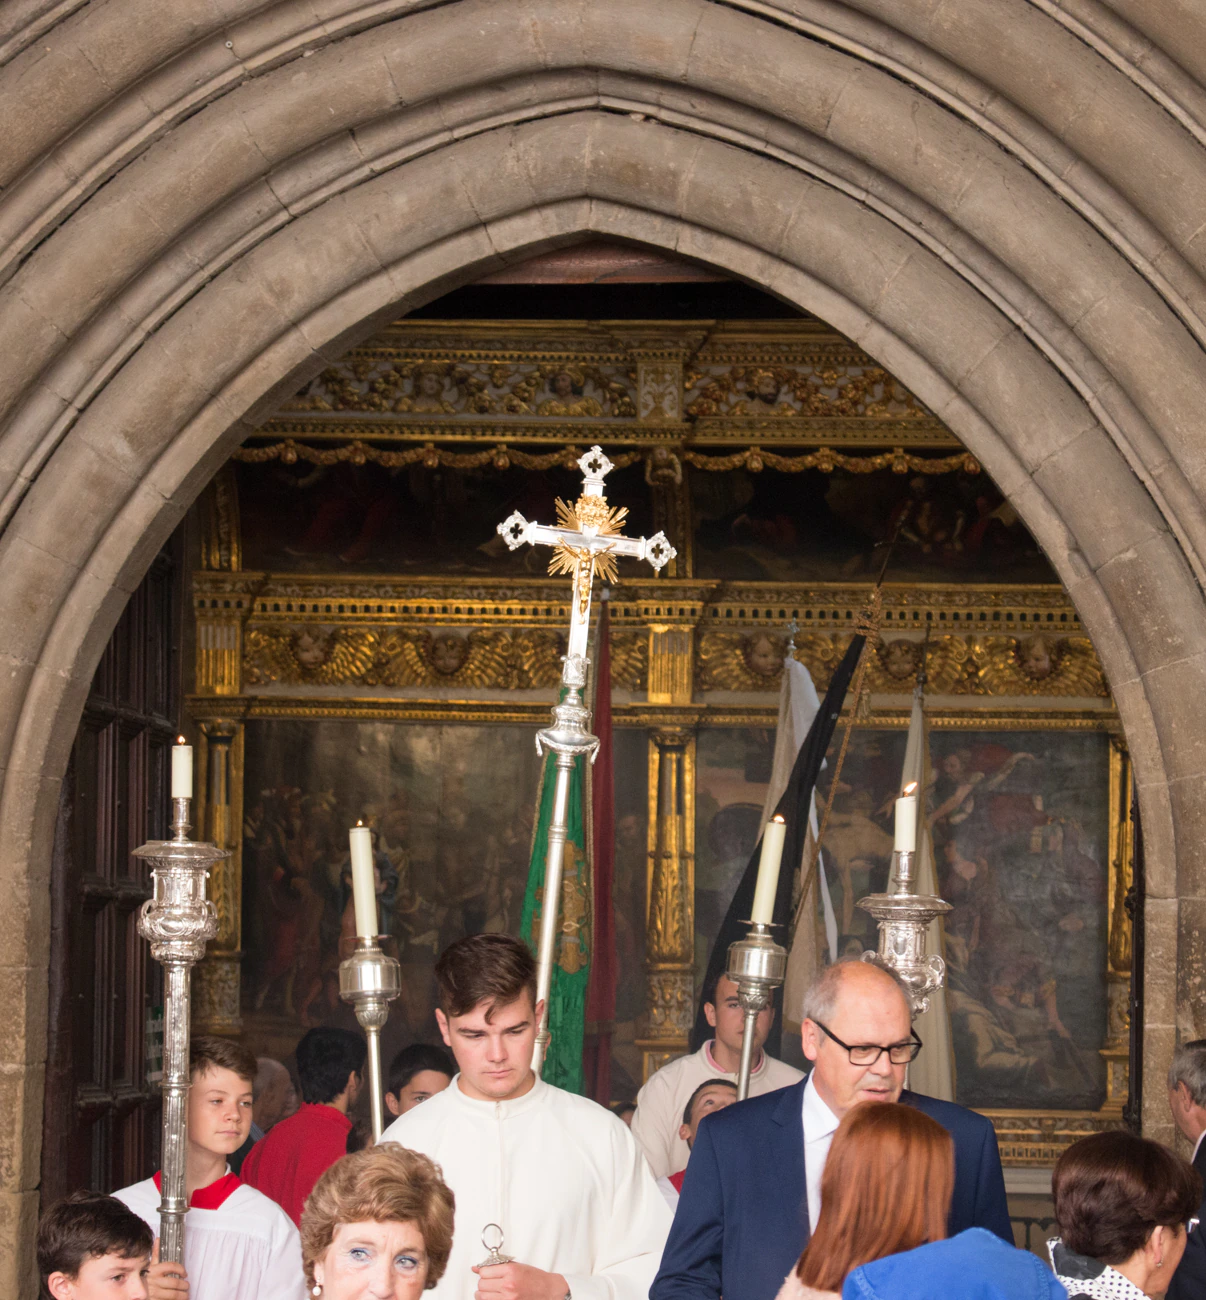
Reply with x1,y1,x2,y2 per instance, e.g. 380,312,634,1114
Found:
498,446,675,1075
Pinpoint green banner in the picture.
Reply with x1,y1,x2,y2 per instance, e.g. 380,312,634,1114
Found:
520,749,592,1093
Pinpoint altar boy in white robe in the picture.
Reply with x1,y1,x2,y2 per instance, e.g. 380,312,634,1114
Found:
380,933,672,1300
115,1036,306,1300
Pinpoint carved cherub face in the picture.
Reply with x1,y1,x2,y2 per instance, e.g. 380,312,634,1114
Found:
550,370,576,398
751,370,780,402
293,630,327,668
430,634,468,675
1018,634,1056,679
417,368,444,397
882,638,921,680
743,634,780,677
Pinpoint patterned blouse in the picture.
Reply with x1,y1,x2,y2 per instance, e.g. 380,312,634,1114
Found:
1048,1238,1150,1300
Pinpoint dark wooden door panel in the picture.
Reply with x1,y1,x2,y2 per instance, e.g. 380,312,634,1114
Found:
41,546,181,1203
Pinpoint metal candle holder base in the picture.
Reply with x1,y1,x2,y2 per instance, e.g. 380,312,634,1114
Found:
725,921,787,1099
857,848,952,1017
133,796,225,1265
339,937,402,1140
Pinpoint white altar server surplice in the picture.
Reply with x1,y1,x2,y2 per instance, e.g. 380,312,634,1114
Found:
380,1075,672,1300
116,1172,307,1300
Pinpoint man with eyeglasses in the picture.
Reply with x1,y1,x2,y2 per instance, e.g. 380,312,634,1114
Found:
651,956,1012,1300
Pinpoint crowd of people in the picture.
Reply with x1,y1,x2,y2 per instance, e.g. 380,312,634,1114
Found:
36,934,1206,1300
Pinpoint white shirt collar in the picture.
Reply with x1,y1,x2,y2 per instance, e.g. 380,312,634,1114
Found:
802,1071,840,1143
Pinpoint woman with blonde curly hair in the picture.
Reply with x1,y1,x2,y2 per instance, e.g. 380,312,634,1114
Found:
301,1144,455,1300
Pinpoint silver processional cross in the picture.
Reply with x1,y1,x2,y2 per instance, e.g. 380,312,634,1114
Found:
498,445,675,1074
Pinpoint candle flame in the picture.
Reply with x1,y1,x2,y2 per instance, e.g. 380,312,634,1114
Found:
902,781,919,796
772,814,785,824
356,819,364,827
176,735,186,745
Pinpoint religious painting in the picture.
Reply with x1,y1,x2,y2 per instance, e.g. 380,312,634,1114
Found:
240,718,648,1093
691,466,1058,584
694,725,1110,1112
234,459,654,575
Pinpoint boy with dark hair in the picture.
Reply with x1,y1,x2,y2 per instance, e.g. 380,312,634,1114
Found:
38,1191,153,1300
241,1026,365,1225
654,1080,739,1210
114,1036,305,1300
384,1042,455,1117
379,932,670,1300
631,969,802,1178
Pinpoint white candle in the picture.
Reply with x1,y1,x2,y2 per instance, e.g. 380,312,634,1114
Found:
171,737,192,799
349,822,377,939
750,815,787,925
893,782,919,854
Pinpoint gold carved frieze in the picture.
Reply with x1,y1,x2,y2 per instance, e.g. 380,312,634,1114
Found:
981,1110,1124,1167
695,631,1108,698
241,623,650,693
260,319,962,448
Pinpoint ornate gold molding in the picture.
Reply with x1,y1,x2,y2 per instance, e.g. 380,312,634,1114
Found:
204,574,1107,704
980,1109,1125,1166
258,318,962,449
697,631,1107,697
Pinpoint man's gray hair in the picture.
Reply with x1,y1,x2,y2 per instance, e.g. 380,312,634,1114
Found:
1168,1039,1206,1107
799,954,911,1024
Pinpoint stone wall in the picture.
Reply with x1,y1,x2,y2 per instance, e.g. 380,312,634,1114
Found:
3,0,1206,1287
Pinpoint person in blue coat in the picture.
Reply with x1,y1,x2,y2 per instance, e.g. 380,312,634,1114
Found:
650,958,1013,1300
842,1228,1066,1300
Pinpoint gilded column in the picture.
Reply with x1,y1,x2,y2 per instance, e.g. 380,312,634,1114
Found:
1101,737,1133,1112
191,469,246,1034
192,721,244,1035
637,729,696,1080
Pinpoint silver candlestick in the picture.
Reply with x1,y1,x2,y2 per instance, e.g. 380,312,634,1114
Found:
339,937,401,1139
857,848,952,1016
133,796,225,1266
725,921,788,1099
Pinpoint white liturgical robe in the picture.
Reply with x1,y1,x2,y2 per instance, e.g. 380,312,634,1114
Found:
115,1173,306,1300
379,1075,672,1300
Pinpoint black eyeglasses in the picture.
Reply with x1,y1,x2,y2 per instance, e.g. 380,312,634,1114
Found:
814,1020,923,1066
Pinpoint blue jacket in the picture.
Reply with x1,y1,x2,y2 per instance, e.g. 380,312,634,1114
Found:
650,1081,1013,1300
843,1228,1066,1300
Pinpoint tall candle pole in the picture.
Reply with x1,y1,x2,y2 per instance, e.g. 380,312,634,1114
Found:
132,741,224,1265
726,814,789,1101
340,822,401,1140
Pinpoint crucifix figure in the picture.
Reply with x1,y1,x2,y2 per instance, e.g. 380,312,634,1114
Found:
498,445,675,1073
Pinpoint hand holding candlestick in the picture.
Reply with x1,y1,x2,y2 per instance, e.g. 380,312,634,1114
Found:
340,822,401,1140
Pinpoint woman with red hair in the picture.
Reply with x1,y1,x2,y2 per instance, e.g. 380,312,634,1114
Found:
777,1101,955,1300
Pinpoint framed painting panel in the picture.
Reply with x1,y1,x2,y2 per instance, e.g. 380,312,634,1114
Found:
694,723,1112,1113
238,717,649,1095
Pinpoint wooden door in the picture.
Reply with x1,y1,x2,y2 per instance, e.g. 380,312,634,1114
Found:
41,546,182,1201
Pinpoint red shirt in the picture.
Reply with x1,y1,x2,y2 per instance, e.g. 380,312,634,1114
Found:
240,1103,352,1225
669,1169,686,1193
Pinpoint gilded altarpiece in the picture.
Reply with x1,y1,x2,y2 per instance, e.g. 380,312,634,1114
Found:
187,318,1132,1162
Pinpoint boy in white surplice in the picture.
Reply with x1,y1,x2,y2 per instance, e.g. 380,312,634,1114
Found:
379,933,672,1300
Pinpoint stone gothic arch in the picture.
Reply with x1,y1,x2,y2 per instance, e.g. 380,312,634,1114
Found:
3,0,1206,1280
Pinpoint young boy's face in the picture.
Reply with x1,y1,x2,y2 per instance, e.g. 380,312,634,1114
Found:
188,1063,253,1158
47,1250,150,1299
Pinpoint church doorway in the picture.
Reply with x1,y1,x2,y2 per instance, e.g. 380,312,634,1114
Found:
6,5,1206,1286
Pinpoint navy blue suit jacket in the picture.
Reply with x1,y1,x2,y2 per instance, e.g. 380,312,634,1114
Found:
650,1080,1012,1300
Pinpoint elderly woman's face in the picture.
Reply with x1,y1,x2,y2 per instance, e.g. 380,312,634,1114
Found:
314,1221,429,1300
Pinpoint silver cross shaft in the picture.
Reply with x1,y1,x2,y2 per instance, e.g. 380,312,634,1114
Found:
496,446,675,1075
